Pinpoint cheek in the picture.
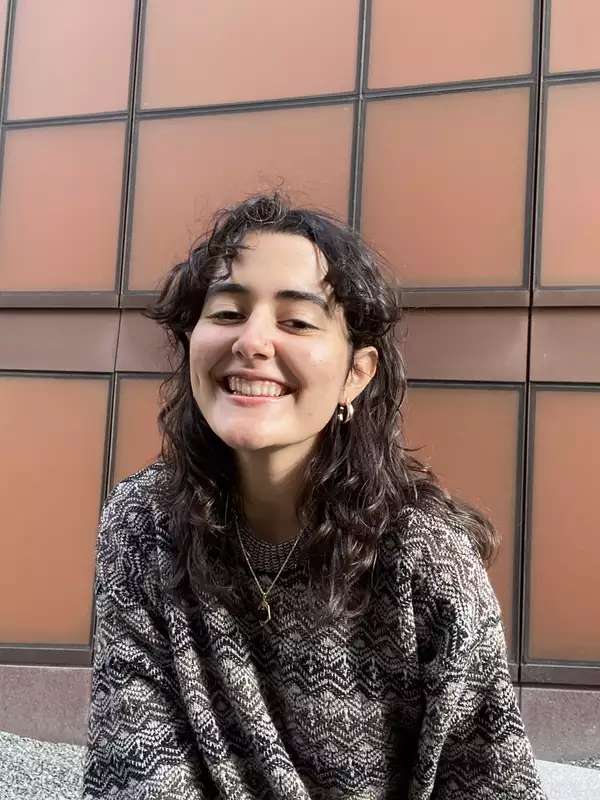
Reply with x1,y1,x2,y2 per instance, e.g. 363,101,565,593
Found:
189,328,226,384
299,343,349,402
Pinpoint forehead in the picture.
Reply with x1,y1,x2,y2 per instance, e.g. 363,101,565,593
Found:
225,230,330,290
206,230,348,334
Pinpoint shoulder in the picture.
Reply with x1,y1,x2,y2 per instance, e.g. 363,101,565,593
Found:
389,504,500,623
101,460,168,521
96,460,169,608
387,503,482,572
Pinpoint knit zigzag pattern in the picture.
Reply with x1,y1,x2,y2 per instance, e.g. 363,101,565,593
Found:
82,463,547,800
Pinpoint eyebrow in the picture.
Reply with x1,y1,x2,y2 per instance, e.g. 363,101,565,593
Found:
205,282,332,314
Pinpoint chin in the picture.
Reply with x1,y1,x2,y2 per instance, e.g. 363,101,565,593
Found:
218,427,280,452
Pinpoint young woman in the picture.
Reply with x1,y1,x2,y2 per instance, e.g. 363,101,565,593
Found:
83,193,547,799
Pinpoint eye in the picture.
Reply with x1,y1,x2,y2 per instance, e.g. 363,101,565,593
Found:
208,311,244,321
281,319,317,331
207,311,317,330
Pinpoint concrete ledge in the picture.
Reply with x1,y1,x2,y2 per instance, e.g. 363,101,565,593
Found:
537,759,600,800
522,686,600,762
0,665,91,745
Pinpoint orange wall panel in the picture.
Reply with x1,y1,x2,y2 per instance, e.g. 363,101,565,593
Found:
141,0,358,109
369,0,533,88
127,105,353,291
528,388,600,662
549,0,600,74
0,122,126,292
362,88,530,288
7,0,134,120
404,384,522,657
539,83,600,288
0,375,110,645
0,0,9,87
111,376,163,488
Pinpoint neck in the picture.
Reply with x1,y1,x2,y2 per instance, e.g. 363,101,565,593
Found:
235,442,313,544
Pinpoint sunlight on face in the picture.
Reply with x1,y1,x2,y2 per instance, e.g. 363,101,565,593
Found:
189,231,353,454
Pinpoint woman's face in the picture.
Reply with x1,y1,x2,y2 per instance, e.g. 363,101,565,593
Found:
189,230,377,454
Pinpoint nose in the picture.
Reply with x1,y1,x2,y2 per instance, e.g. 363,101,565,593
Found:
231,312,275,360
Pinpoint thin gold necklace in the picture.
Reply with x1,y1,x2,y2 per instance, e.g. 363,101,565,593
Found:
233,509,303,626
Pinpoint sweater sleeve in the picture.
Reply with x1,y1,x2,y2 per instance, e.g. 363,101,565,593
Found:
82,477,209,800
406,511,547,800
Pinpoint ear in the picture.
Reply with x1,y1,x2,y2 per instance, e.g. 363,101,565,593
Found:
341,346,378,404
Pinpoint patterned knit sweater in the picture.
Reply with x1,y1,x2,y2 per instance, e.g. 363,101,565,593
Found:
82,462,547,799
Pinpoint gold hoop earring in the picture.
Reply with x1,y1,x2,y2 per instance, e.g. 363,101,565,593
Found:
336,399,354,424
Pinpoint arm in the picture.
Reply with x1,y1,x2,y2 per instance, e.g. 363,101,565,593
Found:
82,478,209,800
407,513,547,800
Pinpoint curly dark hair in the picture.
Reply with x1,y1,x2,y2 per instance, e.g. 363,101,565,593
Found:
143,191,499,627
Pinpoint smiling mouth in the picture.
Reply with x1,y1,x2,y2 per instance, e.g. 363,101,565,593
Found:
218,377,293,398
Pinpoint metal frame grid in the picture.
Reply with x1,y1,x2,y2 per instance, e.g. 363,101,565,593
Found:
5,0,598,309
0,0,598,683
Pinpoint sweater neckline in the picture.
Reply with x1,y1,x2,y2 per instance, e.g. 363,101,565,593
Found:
236,520,305,574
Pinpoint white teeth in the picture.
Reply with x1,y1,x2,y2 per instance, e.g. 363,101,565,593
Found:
226,377,287,397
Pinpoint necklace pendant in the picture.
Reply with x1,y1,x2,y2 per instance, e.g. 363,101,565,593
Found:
258,596,271,626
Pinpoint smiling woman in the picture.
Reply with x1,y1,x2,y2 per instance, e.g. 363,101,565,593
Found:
188,229,377,482
82,193,547,799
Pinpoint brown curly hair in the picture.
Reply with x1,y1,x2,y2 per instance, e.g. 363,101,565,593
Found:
143,192,499,627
